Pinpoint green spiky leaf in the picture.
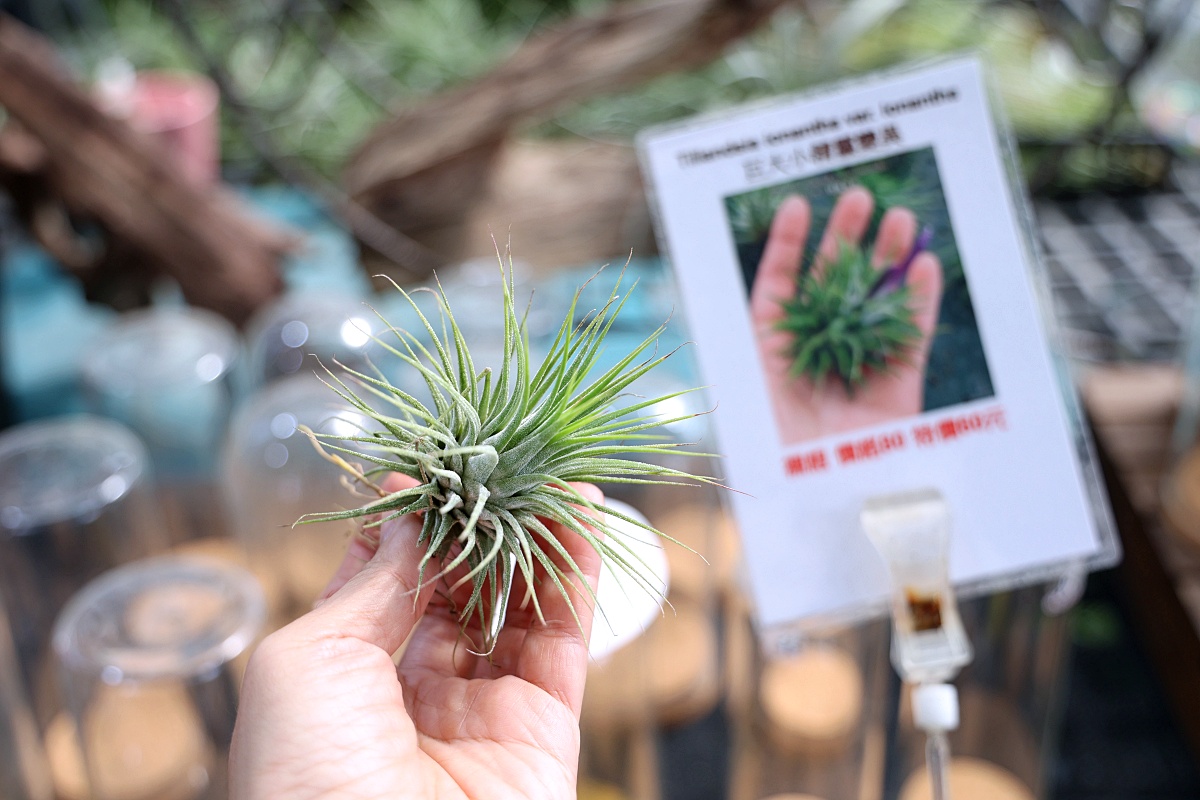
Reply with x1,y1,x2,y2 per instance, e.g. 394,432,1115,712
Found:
776,240,921,394
299,254,718,656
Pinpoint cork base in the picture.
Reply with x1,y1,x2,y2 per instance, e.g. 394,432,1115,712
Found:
583,602,720,729
654,504,741,602
578,778,631,800
899,757,1035,800
124,584,228,647
1163,445,1200,551
758,646,863,757
45,683,209,800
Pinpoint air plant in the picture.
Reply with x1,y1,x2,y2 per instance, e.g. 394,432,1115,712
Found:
777,228,932,393
299,254,716,656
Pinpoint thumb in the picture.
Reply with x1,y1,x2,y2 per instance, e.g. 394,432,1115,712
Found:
294,512,437,654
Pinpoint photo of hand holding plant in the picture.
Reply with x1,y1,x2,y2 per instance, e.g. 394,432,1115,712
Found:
730,147,994,446
751,187,943,443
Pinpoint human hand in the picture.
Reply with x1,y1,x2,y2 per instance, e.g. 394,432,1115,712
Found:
749,186,944,444
229,476,605,800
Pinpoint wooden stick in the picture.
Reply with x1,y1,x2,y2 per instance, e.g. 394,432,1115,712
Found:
345,0,786,238
0,13,288,325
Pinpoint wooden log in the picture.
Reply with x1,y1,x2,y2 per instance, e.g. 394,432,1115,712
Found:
0,14,288,326
345,0,787,271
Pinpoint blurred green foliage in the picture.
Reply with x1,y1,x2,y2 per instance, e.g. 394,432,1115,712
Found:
54,0,1160,190
544,0,1117,143
68,0,543,176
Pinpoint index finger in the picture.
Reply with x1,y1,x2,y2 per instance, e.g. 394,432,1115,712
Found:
812,186,874,280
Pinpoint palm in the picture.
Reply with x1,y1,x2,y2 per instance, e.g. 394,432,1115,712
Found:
399,603,589,799
241,630,578,799
405,668,580,798
230,480,603,800
758,327,924,437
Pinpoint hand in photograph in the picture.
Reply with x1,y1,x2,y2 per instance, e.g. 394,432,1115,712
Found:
230,474,604,800
750,186,944,444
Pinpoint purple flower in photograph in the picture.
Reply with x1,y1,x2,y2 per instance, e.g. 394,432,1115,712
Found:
870,226,933,298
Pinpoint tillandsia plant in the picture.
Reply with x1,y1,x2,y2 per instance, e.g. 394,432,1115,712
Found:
299,254,717,656
777,228,932,393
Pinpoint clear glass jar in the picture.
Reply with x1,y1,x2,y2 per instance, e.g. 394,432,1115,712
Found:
220,373,378,624
726,621,890,800
81,307,240,545
577,377,725,799
0,600,52,800
81,307,238,480
0,416,164,728
52,556,264,800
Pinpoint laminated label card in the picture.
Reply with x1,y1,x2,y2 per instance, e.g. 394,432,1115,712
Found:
638,57,1115,635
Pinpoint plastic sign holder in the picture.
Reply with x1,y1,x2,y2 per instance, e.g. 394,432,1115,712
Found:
637,54,1120,647
862,489,970,683
863,488,970,800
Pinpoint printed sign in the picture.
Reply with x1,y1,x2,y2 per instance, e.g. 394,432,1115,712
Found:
638,57,1115,634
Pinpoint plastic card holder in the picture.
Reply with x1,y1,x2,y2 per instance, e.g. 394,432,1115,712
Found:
637,54,1120,652
861,489,971,684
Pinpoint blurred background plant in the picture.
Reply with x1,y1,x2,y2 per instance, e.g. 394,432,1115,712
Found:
4,0,1193,194
37,0,550,179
